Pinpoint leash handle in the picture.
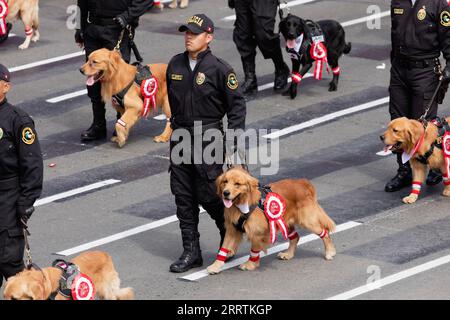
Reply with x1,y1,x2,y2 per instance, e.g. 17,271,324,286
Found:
23,227,33,268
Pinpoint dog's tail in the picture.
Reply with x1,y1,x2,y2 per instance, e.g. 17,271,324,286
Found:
319,206,336,233
115,287,135,300
343,42,352,54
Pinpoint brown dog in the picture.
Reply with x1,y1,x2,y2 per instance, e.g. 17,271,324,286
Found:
207,167,336,274
381,117,450,204
80,48,172,147
3,0,39,49
3,251,134,300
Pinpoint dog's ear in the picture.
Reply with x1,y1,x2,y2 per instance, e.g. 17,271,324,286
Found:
28,281,45,300
245,174,260,205
278,19,287,37
215,172,225,197
405,120,423,149
109,50,122,72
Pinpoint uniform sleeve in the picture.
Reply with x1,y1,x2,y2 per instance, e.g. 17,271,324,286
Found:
13,116,43,208
77,0,88,32
437,0,450,67
221,68,246,132
121,0,150,24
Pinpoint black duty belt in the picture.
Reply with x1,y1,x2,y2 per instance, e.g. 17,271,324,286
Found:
170,120,224,134
395,57,439,69
90,17,118,26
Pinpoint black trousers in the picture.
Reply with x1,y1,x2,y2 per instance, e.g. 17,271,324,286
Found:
0,185,25,288
389,58,440,121
233,0,282,60
83,23,132,122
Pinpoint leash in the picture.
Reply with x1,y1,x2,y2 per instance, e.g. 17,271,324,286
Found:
114,25,143,64
419,73,444,122
23,227,34,268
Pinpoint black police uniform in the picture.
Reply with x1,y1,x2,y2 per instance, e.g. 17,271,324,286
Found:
0,99,43,288
167,47,246,272
386,0,450,192
77,0,150,141
229,0,290,96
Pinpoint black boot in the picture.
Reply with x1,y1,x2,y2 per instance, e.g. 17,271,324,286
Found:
385,153,412,192
241,57,258,97
81,102,107,141
272,50,290,92
170,230,203,273
426,169,443,186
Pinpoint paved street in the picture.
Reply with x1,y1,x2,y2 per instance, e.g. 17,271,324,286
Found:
1,0,450,300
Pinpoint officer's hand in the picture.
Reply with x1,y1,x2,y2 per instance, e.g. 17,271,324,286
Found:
228,0,235,9
17,206,35,229
443,66,450,84
74,29,84,48
114,15,128,29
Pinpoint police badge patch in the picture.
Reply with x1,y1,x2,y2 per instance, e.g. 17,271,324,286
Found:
196,72,205,85
441,11,450,26
0,127,3,140
417,6,426,21
22,127,35,145
227,73,238,90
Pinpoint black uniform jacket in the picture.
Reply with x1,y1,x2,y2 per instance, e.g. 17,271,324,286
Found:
166,48,246,131
0,99,43,228
391,0,450,65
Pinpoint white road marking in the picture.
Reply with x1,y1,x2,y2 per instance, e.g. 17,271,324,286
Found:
35,179,121,207
9,51,84,73
223,0,316,21
326,254,450,300
46,89,87,103
55,207,207,256
376,63,386,70
180,221,362,282
263,97,390,139
341,10,391,27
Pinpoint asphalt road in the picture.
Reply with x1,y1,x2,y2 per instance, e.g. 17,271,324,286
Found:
1,0,450,301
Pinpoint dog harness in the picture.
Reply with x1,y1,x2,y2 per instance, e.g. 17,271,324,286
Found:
112,63,158,118
0,0,8,36
52,259,96,300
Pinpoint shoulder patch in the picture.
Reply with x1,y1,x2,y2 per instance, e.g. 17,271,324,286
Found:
227,73,238,90
22,127,35,145
441,11,450,26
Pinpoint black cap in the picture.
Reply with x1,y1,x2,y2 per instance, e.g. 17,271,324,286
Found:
0,64,10,82
178,14,214,34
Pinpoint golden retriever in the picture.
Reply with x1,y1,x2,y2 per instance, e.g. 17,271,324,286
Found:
80,48,172,147
207,167,336,274
3,0,39,49
3,251,134,300
381,117,450,204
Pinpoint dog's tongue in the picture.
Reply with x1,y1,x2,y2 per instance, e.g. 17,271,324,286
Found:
86,76,95,86
223,199,233,209
384,145,393,153
286,39,296,49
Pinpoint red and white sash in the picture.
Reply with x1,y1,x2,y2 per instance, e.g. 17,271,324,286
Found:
0,0,8,37
263,192,288,244
140,76,158,118
310,41,328,80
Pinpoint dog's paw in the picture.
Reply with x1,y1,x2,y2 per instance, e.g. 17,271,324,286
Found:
325,249,336,261
328,82,337,92
153,135,170,143
402,194,418,204
442,188,450,197
207,261,224,275
111,136,118,143
277,251,294,260
18,43,29,50
239,260,258,271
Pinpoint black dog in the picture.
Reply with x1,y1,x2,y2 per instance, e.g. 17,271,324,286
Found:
279,14,351,99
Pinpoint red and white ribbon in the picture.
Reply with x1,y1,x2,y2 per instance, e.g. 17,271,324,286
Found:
249,249,260,262
332,66,341,75
25,27,33,36
310,42,328,80
288,229,299,240
318,229,328,239
140,76,158,118
411,181,422,195
291,72,302,84
264,192,288,244
117,119,127,128
0,0,8,37
71,274,95,300
443,132,450,186
217,247,229,262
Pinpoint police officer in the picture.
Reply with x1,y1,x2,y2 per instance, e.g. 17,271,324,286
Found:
386,0,450,192
76,0,150,141
0,64,43,287
167,14,246,273
228,0,290,97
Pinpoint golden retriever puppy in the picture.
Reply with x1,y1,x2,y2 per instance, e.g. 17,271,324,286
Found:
207,167,336,274
3,251,134,300
381,117,450,204
80,49,172,147
3,0,40,49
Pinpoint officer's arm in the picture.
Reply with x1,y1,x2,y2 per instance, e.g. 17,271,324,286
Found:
119,0,151,24
222,69,246,132
77,0,88,32
438,0,450,69
14,116,43,211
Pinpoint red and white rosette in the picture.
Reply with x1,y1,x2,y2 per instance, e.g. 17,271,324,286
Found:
310,41,328,80
140,76,158,118
71,274,96,300
443,132,450,186
264,192,288,244
0,0,8,37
